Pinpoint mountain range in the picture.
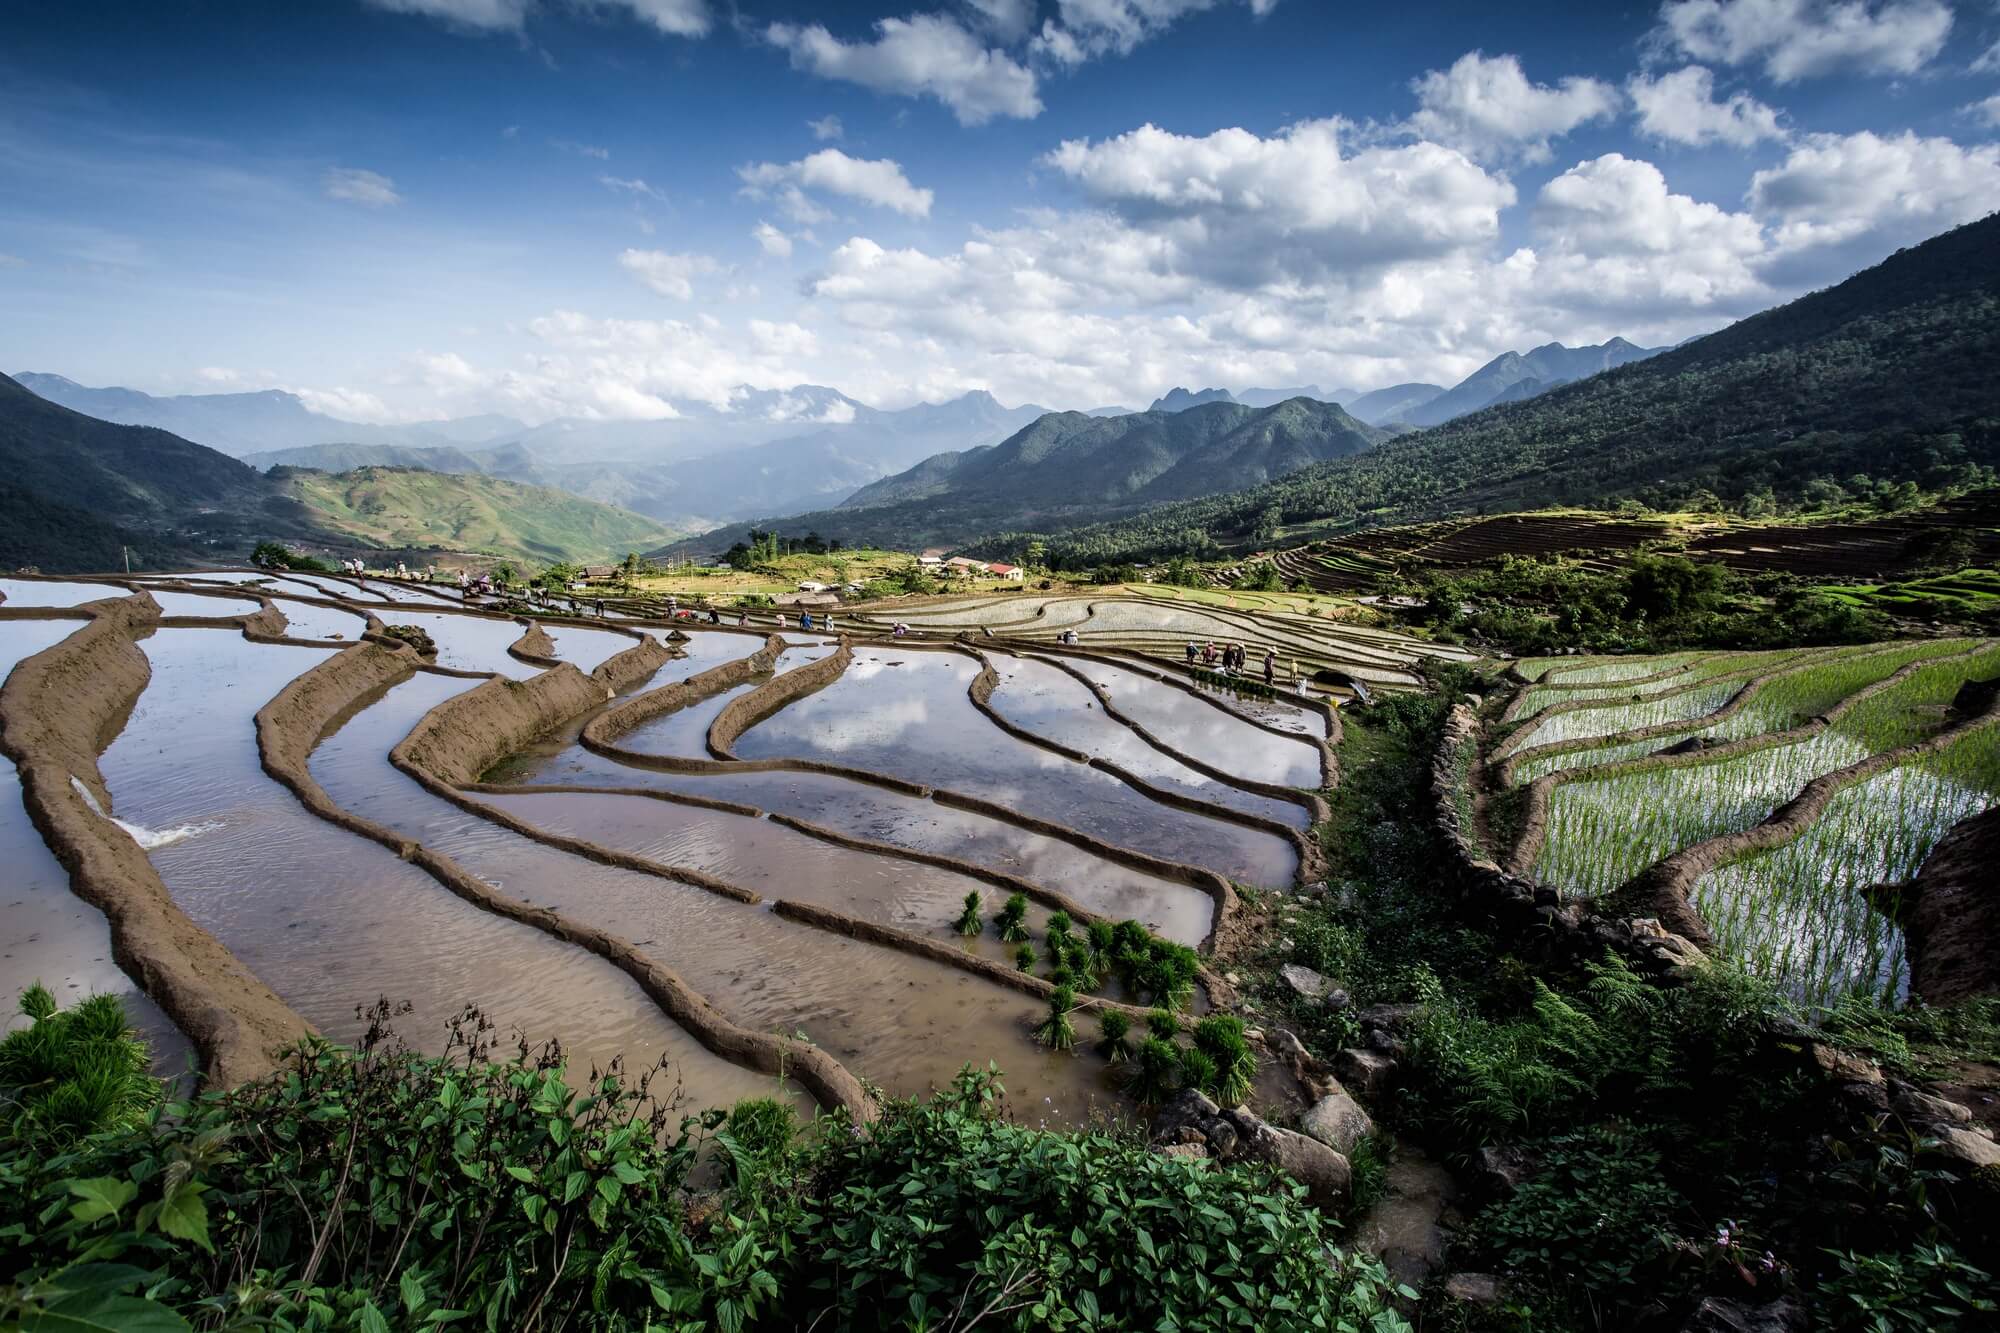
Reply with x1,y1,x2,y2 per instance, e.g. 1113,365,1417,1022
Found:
1027,211,2000,568
0,373,682,572
670,397,1385,556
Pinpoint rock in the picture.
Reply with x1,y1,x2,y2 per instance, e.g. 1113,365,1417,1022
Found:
1265,1127,1351,1208
1892,1086,1973,1127
1356,1003,1420,1033
1931,1126,2000,1171
1443,1273,1502,1306
1159,1142,1208,1161
1206,1119,1240,1158
1325,988,1352,1010
1475,1145,1542,1197
1152,1088,1222,1145
1301,1089,1375,1155
1338,1048,1396,1096
1808,1043,1883,1086
1280,963,1332,999
1685,1295,1806,1333
1657,735,1721,757
1364,1029,1405,1058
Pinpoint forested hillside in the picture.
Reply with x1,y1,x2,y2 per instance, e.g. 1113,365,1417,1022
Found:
1011,213,2000,569
680,397,1383,554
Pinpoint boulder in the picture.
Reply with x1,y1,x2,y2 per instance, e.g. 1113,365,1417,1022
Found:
1443,1273,1502,1307
1338,1048,1396,1096
1300,1089,1374,1155
1892,1085,1974,1128
1356,1003,1420,1033
1150,1089,1349,1208
1265,1127,1351,1208
1475,1144,1542,1198
1684,1296,1806,1333
1931,1126,2000,1172
1280,963,1331,999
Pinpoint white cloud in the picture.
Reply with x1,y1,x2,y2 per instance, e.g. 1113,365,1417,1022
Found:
1967,95,2000,129
807,114,844,141
1975,39,2000,74
322,166,401,207
194,366,242,385
1749,129,2000,283
555,139,612,160
1532,154,1771,315
292,384,408,423
752,221,794,258
749,319,819,358
967,0,1039,41
739,149,935,217
1653,0,1953,83
617,248,720,299
1033,1,1276,63
1044,119,1515,287
364,0,709,37
1629,65,1786,146
765,14,1041,125
1406,52,1621,164
599,175,666,201
363,0,530,30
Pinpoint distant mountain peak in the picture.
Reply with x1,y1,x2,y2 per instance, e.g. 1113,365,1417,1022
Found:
1149,387,1237,413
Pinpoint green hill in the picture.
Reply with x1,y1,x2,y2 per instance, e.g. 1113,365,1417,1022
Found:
283,465,683,566
1021,212,2000,568
676,396,1383,555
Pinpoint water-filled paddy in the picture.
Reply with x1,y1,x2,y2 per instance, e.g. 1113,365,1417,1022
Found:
314,672,1120,1120
0,578,131,607
734,647,1298,886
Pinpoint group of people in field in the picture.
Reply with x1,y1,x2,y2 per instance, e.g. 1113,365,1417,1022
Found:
1188,638,1281,687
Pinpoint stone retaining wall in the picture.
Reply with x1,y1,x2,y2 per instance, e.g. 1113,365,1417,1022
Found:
1,593,313,1087
1875,805,2000,1004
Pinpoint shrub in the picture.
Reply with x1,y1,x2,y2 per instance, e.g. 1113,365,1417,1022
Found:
1819,1242,1999,1332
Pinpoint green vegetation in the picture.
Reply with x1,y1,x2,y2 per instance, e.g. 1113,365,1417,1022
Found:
953,890,982,936
1021,213,2000,569
1241,672,2000,1329
250,541,335,573
993,892,1029,943
1095,1010,1133,1062
287,466,680,567
0,986,158,1146
0,1006,1415,1330
1822,567,2000,627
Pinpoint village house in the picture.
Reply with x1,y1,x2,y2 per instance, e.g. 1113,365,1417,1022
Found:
944,556,986,578
987,562,1025,581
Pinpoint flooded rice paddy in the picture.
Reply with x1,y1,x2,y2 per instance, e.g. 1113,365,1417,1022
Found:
6,588,1341,1119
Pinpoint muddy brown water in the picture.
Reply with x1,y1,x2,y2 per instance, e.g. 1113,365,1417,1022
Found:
90,629,784,1106
984,655,1312,826
313,671,1124,1123
733,648,1299,887
1065,656,1325,784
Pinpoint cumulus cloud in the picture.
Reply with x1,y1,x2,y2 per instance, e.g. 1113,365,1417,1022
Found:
1629,65,1786,145
752,220,794,257
194,366,242,385
766,14,1041,125
1653,0,1953,83
1406,52,1621,164
807,114,844,141
1749,129,2000,283
738,149,934,217
1532,154,1770,316
1044,119,1515,287
323,166,401,207
364,0,709,37
617,248,720,299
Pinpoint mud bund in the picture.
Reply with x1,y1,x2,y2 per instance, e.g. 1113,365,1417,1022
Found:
0,593,314,1088
1880,805,2000,1005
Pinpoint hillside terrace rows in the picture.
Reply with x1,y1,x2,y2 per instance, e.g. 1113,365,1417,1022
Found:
1,571,1350,1139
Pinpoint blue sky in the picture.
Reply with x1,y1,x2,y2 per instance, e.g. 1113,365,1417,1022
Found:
3,0,1998,423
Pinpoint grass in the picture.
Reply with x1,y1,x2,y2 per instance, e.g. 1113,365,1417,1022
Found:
632,549,921,599
1820,567,2000,620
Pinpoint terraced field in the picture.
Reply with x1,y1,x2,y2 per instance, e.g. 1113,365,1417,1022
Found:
1480,639,2000,1007
0,572,1334,1121
844,590,1475,693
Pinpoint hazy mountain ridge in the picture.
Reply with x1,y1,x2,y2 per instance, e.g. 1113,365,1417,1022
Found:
675,396,1385,556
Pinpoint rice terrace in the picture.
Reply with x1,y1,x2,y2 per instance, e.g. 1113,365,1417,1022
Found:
9,3,2000,1330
